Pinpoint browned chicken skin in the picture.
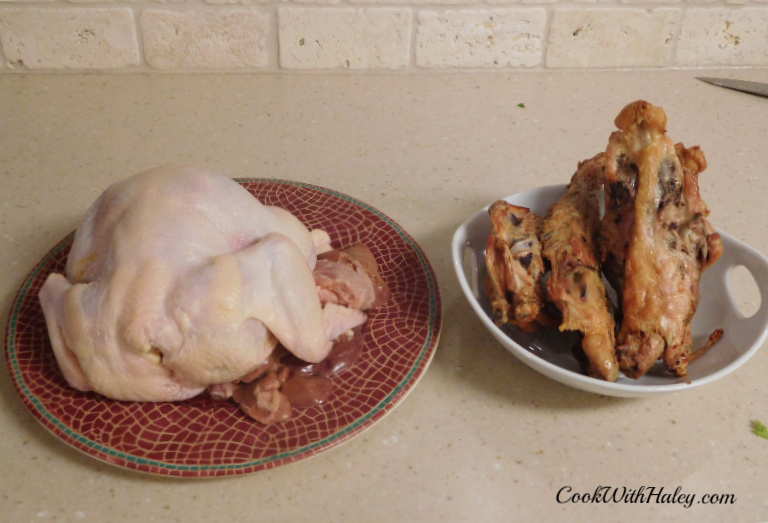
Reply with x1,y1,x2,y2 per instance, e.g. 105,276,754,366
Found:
542,154,619,382
485,201,548,331
600,100,723,378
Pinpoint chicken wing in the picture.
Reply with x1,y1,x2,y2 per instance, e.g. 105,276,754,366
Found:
542,153,618,382
485,201,547,331
601,100,723,378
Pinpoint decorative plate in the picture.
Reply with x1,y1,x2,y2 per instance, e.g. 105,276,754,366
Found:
5,179,442,477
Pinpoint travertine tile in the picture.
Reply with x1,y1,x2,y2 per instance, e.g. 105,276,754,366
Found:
0,1,762,72
348,0,479,4
292,0,341,5
619,0,680,4
546,8,679,68
204,0,273,5
278,8,411,69
0,8,138,69
416,9,545,68
676,8,768,66
487,0,559,5
66,0,118,3
141,9,270,69
412,0,479,4
346,0,405,4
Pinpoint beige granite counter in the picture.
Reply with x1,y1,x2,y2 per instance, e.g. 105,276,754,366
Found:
2,70,768,522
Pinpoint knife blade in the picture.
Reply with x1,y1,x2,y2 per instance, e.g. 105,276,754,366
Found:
697,77,768,98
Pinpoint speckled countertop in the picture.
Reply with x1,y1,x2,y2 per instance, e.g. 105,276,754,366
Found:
2,71,768,523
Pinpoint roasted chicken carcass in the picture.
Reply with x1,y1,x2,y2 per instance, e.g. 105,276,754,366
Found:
542,154,618,382
600,101,723,378
485,201,548,331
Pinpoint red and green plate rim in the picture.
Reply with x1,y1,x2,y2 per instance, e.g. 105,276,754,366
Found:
4,178,443,476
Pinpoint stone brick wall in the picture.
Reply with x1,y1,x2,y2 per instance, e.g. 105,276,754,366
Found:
0,2,765,71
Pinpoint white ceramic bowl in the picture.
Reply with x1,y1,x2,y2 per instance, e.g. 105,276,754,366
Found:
452,184,768,397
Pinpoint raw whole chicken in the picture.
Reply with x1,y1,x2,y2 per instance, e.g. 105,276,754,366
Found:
38,165,365,402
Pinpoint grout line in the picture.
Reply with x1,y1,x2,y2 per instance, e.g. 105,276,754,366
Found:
410,6,418,69
668,4,687,68
541,4,553,69
270,3,280,71
133,6,147,68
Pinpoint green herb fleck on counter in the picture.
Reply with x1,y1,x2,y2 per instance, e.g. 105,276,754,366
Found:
753,420,768,439
517,103,526,108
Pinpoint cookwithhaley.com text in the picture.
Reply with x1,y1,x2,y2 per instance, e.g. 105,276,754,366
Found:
556,486,736,509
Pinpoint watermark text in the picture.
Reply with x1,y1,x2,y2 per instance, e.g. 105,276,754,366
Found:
556,486,736,508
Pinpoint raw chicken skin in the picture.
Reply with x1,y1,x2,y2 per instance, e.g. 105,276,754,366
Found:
38,165,340,402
